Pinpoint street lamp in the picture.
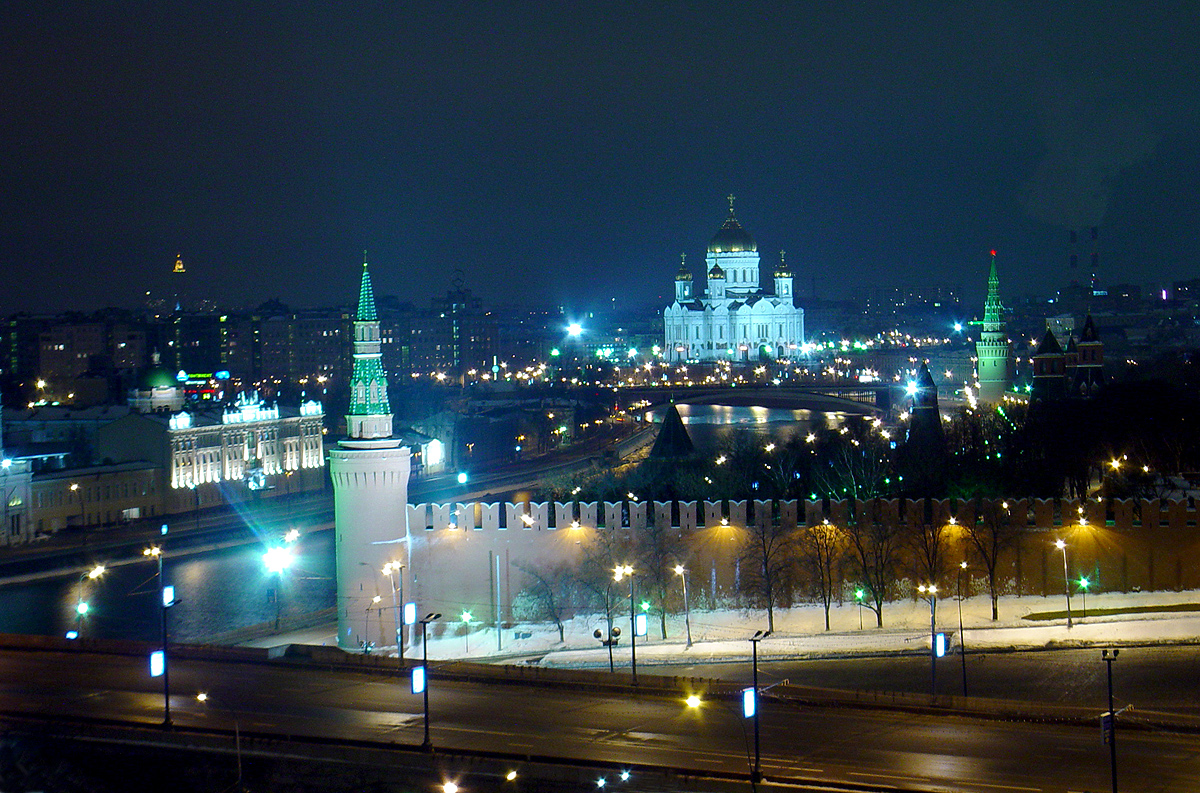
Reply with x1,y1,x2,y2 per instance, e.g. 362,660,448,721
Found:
75,564,106,638
1055,539,1073,628
1101,648,1120,793
418,612,441,751
854,588,865,630
957,561,968,698
674,564,692,649
69,482,84,529
748,629,765,784
917,583,938,696
196,692,242,788
460,610,472,655
144,533,175,728
383,560,405,662
363,594,383,653
614,564,636,685
263,546,294,631
1079,576,1090,620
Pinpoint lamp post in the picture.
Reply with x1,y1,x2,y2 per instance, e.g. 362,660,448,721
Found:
196,692,242,789
460,610,472,655
383,561,405,662
957,561,968,698
75,563,105,638
614,564,636,685
70,482,84,529
1102,648,1119,793
855,588,864,630
144,529,173,728
1055,539,1073,628
917,583,938,696
749,629,765,784
263,546,293,631
419,612,441,751
364,595,382,653
674,564,692,649
1079,576,1090,620
188,480,200,533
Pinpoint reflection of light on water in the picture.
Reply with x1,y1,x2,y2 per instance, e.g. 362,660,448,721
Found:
645,404,824,426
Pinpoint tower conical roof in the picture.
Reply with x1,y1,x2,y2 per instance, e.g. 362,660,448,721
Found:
649,403,696,459
1079,314,1100,342
1035,327,1063,356
356,254,378,321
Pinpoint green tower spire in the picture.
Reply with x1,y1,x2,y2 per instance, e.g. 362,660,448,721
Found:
346,254,393,438
972,249,1013,404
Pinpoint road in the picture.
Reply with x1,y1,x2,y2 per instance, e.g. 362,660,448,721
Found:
1,645,1197,792
661,645,1200,718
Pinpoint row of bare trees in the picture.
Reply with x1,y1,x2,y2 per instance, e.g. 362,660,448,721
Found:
512,499,1025,640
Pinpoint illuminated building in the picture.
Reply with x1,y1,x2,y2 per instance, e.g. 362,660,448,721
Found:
94,389,325,512
663,197,805,362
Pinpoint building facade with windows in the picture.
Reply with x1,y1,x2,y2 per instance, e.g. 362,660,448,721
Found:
94,391,326,513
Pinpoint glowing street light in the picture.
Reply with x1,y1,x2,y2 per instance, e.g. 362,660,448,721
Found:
263,546,294,631
674,564,692,648
917,583,939,695
957,560,969,697
614,564,637,685
383,560,406,662
417,612,442,751
74,564,106,638
1055,539,1074,628
1079,576,1090,619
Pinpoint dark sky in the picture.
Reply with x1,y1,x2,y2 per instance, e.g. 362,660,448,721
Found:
2,2,1197,316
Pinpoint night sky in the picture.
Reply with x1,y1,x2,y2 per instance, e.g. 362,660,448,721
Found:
3,2,1197,316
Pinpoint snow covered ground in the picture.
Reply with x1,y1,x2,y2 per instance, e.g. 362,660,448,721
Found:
256,588,1200,667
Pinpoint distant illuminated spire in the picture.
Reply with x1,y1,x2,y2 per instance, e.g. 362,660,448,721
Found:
727,193,736,214
173,253,185,274
972,248,1013,404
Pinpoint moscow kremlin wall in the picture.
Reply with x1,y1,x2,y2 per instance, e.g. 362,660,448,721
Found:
379,495,1200,646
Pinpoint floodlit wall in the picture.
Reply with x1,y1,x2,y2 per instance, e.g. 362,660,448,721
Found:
396,497,1200,633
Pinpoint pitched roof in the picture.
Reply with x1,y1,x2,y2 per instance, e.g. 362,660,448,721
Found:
648,403,695,459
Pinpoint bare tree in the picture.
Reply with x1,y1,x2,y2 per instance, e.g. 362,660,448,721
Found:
512,562,575,642
737,511,795,633
843,500,905,627
798,519,847,631
571,526,632,643
810,426,894,501
635,516,683,639
964,500,1022,620
907,515,951,588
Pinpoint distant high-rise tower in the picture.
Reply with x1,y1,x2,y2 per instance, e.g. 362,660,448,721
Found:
329,254,411,651
972,250,1014,404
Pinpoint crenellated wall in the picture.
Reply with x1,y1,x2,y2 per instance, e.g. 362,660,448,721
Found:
369,497,1200,645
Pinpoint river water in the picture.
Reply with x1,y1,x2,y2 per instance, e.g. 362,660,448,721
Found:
642,402,863,451
0,532,336,643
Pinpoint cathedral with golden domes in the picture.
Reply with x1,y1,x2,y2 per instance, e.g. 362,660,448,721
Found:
663,198,806,363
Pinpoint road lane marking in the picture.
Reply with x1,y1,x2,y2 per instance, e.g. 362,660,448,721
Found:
849,771,927,783
966,783,1041,791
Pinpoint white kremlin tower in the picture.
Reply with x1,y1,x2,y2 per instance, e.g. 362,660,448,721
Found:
329,255,411,651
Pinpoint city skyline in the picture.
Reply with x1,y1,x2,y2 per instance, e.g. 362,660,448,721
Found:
3,3,1197,315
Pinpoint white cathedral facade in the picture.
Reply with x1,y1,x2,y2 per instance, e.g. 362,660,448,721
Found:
664,203,805,362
